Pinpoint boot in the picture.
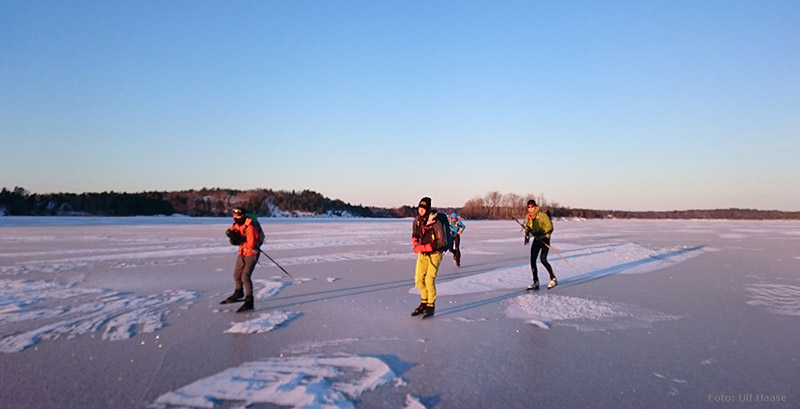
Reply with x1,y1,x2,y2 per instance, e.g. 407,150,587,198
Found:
236,295,254,313
547,277,558,290
219,289,244,304
420,305,435,319
411,302,426,317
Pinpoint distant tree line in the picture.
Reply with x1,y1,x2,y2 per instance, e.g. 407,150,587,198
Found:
0,187,174,216
457,191,800,220
558,208,800,220
459,192,561,220
3,187,798,219
160,188,382,217
371,205,419,218
0,187,401,218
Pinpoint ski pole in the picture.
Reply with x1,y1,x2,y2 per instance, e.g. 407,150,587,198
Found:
258,249,293,278
511,217,527,232
511,217,570,264
539,239,569,264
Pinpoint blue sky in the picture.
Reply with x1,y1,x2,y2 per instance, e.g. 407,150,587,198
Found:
2,1,798,211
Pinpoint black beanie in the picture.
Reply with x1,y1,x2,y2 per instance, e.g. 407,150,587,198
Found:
418,197,431,211
527,199,536,207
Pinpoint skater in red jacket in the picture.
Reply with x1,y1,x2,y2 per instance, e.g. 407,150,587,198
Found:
221,207,261,312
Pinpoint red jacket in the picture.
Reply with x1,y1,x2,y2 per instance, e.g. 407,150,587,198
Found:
412,211,443,254
229,218,260,256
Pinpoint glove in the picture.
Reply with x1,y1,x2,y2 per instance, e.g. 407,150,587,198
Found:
427,212,438,225
524,233,530,245
413,243,433,253
226,229,245,246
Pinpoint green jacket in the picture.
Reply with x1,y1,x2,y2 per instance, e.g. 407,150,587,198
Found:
525,206,553,239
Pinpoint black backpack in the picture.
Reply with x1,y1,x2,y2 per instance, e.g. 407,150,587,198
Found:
431,212,454,252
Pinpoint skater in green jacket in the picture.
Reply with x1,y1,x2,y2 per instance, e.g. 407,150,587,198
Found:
524,200,556,290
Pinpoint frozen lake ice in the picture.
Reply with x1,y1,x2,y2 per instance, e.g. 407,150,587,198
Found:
1,217,798,408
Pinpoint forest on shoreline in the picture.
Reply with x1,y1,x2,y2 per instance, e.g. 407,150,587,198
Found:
457,192,800,220
2,187,798,220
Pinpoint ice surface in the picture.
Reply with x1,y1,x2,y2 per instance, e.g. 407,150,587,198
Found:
1,217,798,408
746,284,800,317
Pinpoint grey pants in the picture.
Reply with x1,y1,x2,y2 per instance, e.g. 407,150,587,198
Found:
233,253,259,296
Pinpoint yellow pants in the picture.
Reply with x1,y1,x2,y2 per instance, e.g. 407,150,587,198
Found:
415,252,442,306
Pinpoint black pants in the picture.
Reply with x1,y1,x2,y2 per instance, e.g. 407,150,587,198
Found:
530,237,554,283
452,235,461,266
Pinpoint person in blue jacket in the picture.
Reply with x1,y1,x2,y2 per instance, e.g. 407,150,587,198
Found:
449,212,466,267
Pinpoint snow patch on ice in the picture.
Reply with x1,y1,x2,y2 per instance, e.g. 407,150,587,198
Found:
453,316,487,323
718,233,748,239
505,293,679,331
151,354,398,409
528,319,551,329
746,284,800,317
0,278,197,353
432,243,708,297
253,278,290,300
274,250,414,267
224,311,301,334
284,338,363,354
0,233,415,277
263,236,394,251
1,260,94,276
0,278,103,323
405,394,427,409
2,246,232,276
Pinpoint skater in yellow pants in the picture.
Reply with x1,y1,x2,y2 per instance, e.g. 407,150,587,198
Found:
414,252,442,310
410,196,446,319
